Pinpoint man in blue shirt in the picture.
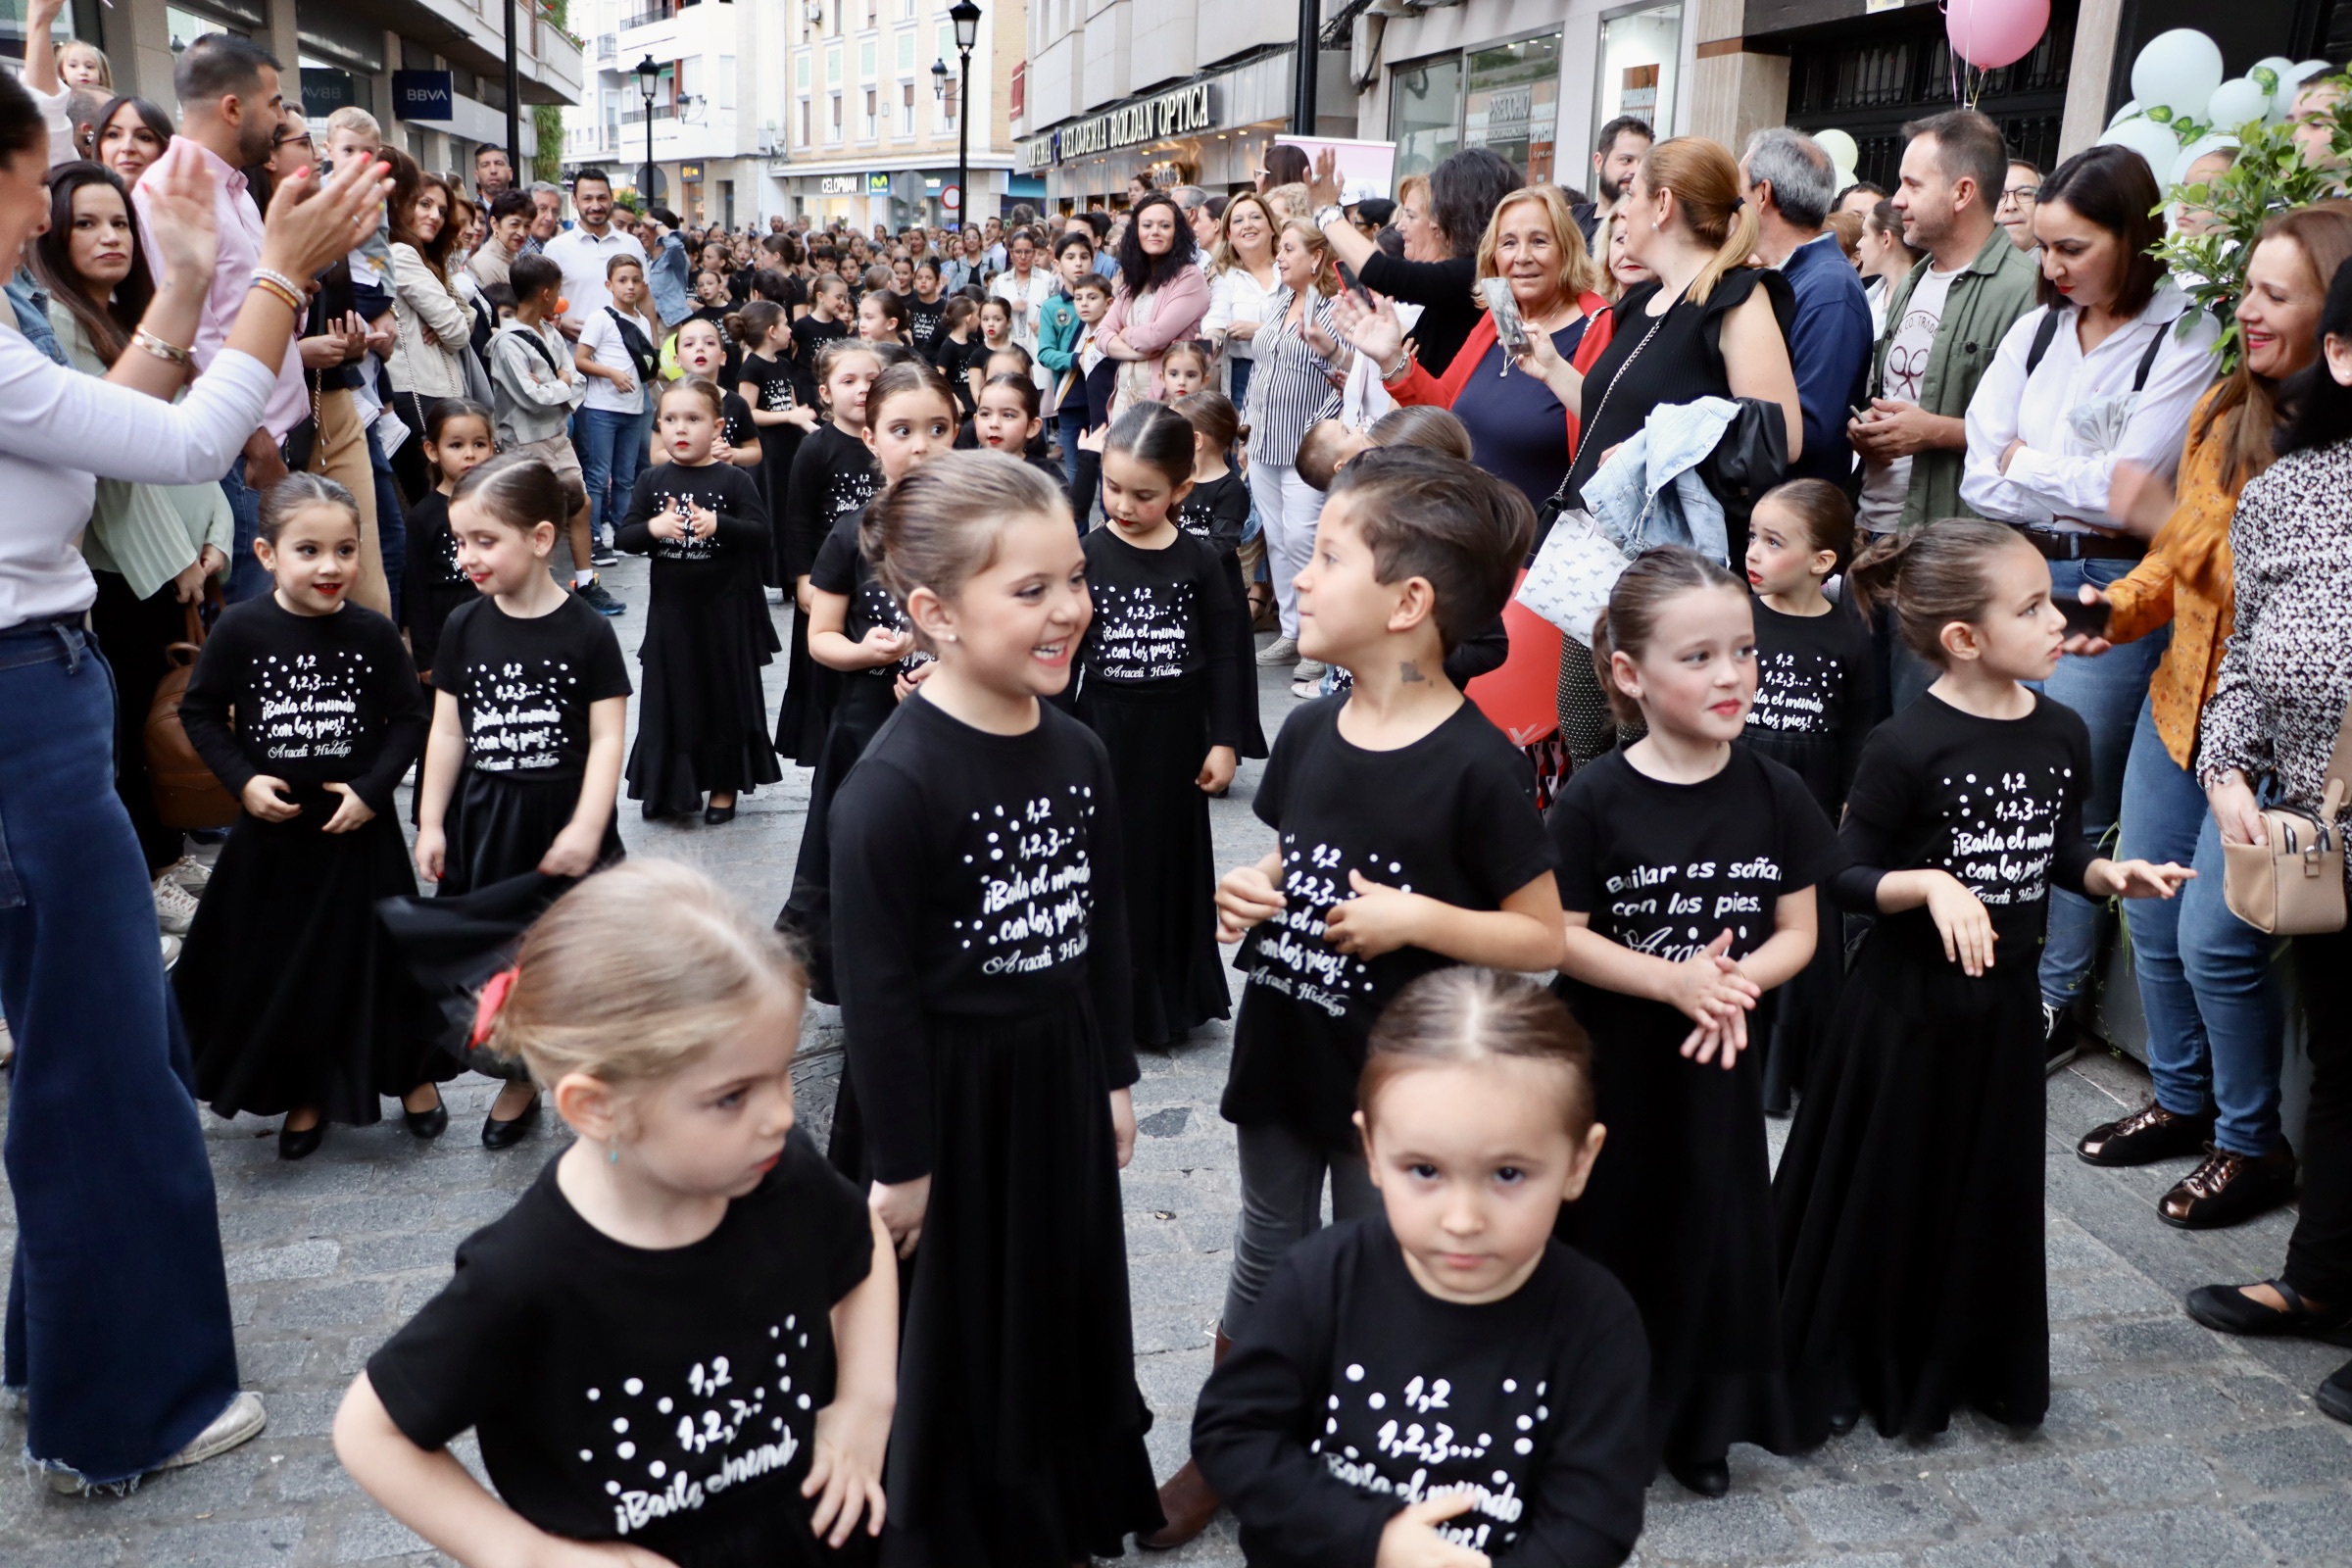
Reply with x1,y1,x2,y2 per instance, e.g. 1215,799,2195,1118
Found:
1740,127,1873,489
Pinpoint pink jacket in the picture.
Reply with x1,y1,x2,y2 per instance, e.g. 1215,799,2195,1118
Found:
1101,263,1211,402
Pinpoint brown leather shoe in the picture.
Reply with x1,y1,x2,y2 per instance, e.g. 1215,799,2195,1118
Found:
2160,1143,2297,1230
1138,1329,1231,1549
2077,1101,2214,1167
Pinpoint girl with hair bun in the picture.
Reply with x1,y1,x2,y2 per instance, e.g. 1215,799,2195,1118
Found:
175,475,451,1160
1175,389,1265,756
828,450,1166,1562
616,376,780,826
1549,544,1839,1496
1775,517,2191,1447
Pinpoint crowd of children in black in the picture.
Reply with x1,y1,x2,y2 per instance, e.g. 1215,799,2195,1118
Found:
156,200,2207,1568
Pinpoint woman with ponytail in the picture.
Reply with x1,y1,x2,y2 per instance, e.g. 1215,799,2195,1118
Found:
1523,135,1804,768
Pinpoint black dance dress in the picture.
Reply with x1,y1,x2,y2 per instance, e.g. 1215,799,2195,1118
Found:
714,393,784,660
401,490,476,683
1070,527,1245,1045
175,597,451,1123
615,461,783,816
1743,592,1878,1112
777,504,919,1003
774,422,881,765
828,694,1162,1565
738,350,807,589
1174,466,1265,758
428,592,633,894
1548,745,1841,1472
1775,692,2095,1445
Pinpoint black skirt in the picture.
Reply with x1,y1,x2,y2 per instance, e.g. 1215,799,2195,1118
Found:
627,591,784,815
830,996,1163,1566
379,870,579,1084
1555,984,1796,1469
1216,550,1267,760
1773,912,2049,1444
441,769,626,897
778,675,895,1004
775,606,839,766
178,798,456,1123
1076,674,1231,1045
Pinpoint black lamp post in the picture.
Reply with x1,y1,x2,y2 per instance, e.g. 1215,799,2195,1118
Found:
950,0,981,231
634,54,660,207
932,58,952,226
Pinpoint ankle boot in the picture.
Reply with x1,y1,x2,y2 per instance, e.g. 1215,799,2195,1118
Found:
1138,1328,1231,1548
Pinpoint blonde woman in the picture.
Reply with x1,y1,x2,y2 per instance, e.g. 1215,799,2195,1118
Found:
1244,219,1345,680
1202,191,1279,406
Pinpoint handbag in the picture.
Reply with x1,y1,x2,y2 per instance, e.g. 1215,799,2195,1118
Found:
146,589,241,831
1694,395,1788,541
2222,703,2352,936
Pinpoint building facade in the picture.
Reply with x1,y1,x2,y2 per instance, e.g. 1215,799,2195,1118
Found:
6,0,583,176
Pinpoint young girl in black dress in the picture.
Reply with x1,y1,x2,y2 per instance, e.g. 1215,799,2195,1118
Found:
177,476,449,1160
1071,402,1245,1047
1549,546,1842,1497
1193,967,1650,1567
931,297,981,417
402,397,496,688
618,377,781,826
1774,518,2191,1446
416,453,633,1144
338,859,899,1568
778,359,956,1002
1740,478,1878,1114
1177,391,1264,758
828,451,1162,1563
968,370,1066,487
731,300,821,596
774,337,887,766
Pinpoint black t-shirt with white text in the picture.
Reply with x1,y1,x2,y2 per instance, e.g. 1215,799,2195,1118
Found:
430,594,633,781
1742,593,1877,818
1176,468,1250,556
1074,527,1244,743
808,505,926,682
782,423,880,583
614,461,770,603
738,351,797,417
1193,1213,1650,1568
367,1133,874,1568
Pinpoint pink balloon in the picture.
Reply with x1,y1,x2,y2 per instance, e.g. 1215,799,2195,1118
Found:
1946,0,2050,71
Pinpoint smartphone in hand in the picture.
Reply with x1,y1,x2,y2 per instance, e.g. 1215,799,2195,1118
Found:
1481,277,1530,354
2060,593,2112,640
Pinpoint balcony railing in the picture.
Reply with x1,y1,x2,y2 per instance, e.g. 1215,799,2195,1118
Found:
596,31,615,58
620,104,678,124
620,3,673,29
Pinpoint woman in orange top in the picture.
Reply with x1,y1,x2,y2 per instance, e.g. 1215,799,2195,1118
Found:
2065,203,2352,1231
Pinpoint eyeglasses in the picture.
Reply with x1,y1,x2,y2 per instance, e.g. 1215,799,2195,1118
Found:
273,131,315,150
1999,184,2038,206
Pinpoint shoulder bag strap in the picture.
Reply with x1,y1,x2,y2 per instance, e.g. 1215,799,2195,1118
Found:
2024,308,2064,377
1536,298,1671,514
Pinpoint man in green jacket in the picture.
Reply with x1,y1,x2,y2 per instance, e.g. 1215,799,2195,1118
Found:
1851,108,2041,537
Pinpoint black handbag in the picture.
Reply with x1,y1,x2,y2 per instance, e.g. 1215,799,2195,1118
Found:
1695,395,1789,549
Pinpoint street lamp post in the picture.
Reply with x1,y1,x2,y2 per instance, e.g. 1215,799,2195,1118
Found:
634,54,660,209
932,58,952,227
950,0,981,233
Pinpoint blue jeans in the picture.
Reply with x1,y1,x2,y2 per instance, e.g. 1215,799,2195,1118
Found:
1227,356,1253,411
219,456,269,605
2033,556,2168,1009
577,405,652,540
2118,697,2289,1152
368,420,407,628
1057,406,1087,486
0,621,241,1486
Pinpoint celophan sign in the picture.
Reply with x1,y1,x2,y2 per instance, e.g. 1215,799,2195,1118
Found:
1034,81,1218,166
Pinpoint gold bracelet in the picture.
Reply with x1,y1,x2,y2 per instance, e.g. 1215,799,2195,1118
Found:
249,275,304,314
129,327,191,366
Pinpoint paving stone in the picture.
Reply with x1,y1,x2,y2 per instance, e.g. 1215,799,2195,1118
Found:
1787,1479,1958,1544
2238,1493,2352,1558
329,1509,438,1562
2207,1423,2352,1490
2093,1316,2230,1365
2098,1374,2239,1437
2076,1442,2219,1504
1948,1457,2102,1530
270,1282,394,1331
2070,1506,2272,1568
223,1239,342,1285
142,1513,305,1566
1920,1534,2082,1568
1637,1494,1804,1560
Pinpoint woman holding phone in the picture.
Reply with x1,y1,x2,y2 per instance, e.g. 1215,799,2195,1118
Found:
1306,144,1522,377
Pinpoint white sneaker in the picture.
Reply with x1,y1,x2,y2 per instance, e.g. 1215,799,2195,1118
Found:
1293,659,1326,681
162,933,182,970
764,585,787,605
1255,635,1299,667
46,1391,267,1494
153,876,200,935
0,1013,11,1068
161,853,213,892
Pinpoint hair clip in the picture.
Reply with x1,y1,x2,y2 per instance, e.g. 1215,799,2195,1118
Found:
470,965,521,1048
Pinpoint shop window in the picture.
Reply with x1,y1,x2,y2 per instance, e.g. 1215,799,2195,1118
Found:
1593,4,1679,166
1388,56,1460,180
1464,32,1560,185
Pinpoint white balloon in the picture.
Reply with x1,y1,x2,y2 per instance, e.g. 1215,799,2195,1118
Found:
1834,165,1857,193
1815,128,1859,171
2109,99,2141,127
2097,116,2183,178
2131,29,2225,122
2205,76,2270,131
2169,132,2238,187
2250,55,2295,97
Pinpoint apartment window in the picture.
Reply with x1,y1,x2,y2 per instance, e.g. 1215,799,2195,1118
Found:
801,98,811,145
718,55,736,110
859,40,876,77
830,92,842,141
679,55,702,102
896,29,914,69
863,86,877,138
826,45,841,83
796,52,809,89
902,80,915,118
902,0,913,16
865,0,876,25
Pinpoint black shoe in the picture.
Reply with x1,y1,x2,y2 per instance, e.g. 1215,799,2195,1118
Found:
704,801,736,825
1666,1455,1730,1497
1825,1408,1860,1437
403,1093,449,1139
278,1119,324,1160
2183,1278,2351,1337
2319,1359,2352,1425
481,1095,542,1150
2078,1100,2215,1166
2042,1002,2080,1074
2160,1143,2297,1229
642,800,668,821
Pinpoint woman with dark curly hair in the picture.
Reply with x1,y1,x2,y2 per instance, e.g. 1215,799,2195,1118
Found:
1306,143,1523,376
1099,189,1210,416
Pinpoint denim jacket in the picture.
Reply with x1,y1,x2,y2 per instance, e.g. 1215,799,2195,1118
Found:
1580,396,1736,564
6,270,66,367
648,232,693,331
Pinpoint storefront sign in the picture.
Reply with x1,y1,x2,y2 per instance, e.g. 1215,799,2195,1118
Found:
865,172,893,194
1033,81,1219,166
680,162,705,182
391,70,453,122
817,174,858,194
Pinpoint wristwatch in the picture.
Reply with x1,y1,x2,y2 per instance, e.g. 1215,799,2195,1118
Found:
1314,204,1347,230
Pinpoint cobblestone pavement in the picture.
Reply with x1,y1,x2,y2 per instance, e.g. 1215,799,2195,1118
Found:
3,553,2348,1565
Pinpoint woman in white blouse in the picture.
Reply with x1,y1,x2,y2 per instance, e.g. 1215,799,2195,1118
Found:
1202,191,1279,408
0,76,386,1492
383,150,471,503
1959,142,2220,1044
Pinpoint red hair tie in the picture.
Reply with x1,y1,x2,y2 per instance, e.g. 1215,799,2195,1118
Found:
470,966,521,1049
